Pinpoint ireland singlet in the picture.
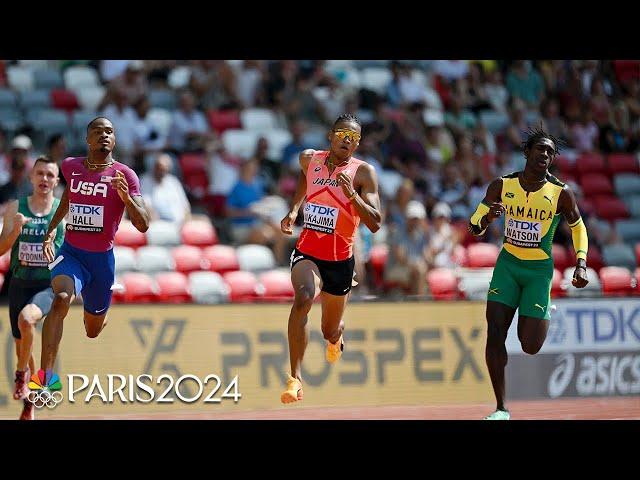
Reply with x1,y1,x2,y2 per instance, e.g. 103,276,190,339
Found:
10,197,64,282
296,151,365,262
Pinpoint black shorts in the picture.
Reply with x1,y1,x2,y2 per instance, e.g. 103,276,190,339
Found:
8,277,54,339
290,248,355,296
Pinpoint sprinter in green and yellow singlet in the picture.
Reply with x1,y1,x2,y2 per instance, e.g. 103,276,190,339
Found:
468,127,589,420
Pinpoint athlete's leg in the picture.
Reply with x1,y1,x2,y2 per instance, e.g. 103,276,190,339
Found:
320,291,349,362
83,312,109,338
517,316,549,355
287,259,322,381
485,301,516,412
16,304,44,371
41,275,76,371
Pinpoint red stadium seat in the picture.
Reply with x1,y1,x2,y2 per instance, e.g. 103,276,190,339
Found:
172,245,206,274
368,244,388,289
114,220,147,249
580,173,613,196
587,244,605,273
259,270,294,302
577,197,595,216
551,268,565,298
635,268,640,296
427,268,459,300
636,243,640,266
593,196,629,221
202,193,227,218
50,88,79,112
556,155,575,175
466,243,499,268
599,266,634,296
119,273,158,303
607,153,639,175
452,244,467,267
575,153,606,176
0,252,10,274
184,173,209,197
204,245,239,274
223,270,261,303
206,109,241,134
179,153,207,177
552,244,571,272
181,220,218,247
613,60,640,84
155,272,192,303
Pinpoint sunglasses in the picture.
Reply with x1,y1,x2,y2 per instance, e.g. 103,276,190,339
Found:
333,129,361,143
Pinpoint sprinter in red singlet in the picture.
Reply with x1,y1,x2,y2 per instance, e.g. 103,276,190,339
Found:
279,114,382,403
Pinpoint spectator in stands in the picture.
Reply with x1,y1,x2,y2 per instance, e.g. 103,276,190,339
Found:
599,101,637,153
190,60,241,110
102,89,138,165
46,133,67,167
425,202,457,269
168,90,212,153
506,60,544,110
99,60,148,109
423,110,455,164
622,79,640,123
281,120,310,167
540,97,569,144
384,200,430,296
0,127,9,185
432,60,469,82
386,178,415,231
0,155,32,211
251,136,280,195
133,96,167,168
226,158,287,264
485,69,509,114
284,72,328,129
570,105,599,153
236,60,265,108
465,63,492,114
100,60,131,83
505,99,530,150
445,94,477,138
588,76,612,127
140,153,191,225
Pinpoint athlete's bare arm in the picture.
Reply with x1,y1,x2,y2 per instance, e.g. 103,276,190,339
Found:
112,171,150,233
469,178,504,235
339,163,382,233
0,200,27,256
281,149,313,235
43,187,69,262
557,184,589,288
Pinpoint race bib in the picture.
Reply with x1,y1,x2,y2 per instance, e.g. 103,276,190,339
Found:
18,241,48,267
67,203,104,233
303,202,339,234
504,217,542,248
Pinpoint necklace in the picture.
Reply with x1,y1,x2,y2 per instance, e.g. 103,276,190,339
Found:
85,157,114,170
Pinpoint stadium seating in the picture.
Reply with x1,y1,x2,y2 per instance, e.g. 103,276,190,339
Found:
427,268,459,300
207,109,242,134
259,269,294,302
579,173,613,196
593,196,629,221
188,271,229,304
466,243,500,268
114,220,147,249
137,246,175,273
7,66,34,92
172,245,206,274
181,220,217,247
237,244,276,273
51,89,80,112
63,65,100,91
575,153,606,175
551,268,565,298
615,219,640,244
552,244,571,272
602,243,636,271
599,266,635,296
240,108,278,131
614,174,640,196
223,270,262,303
146,220,181,246
155,272,191,303
563,267,602,297
114,246,137,274
118,272,157,303
607,153,639,175
203,245,239,274
20,89,52,110
33,68,64,90
75,85,106,111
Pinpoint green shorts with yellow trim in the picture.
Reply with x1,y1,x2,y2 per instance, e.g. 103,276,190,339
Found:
487,248,554,320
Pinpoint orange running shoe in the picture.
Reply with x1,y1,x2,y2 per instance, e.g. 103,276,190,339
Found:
280,375,303,404
326,335,344,363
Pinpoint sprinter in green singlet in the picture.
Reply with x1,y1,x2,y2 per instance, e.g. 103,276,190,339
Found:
468,127,590,420
0,156,64,420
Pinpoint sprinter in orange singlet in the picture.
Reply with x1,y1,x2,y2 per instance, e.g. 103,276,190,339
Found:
279,114,382,403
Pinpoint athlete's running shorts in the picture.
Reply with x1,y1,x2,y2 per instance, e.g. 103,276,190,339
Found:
8,277,54,339
487,248,554,320
49,241,115,315
290,248,356,296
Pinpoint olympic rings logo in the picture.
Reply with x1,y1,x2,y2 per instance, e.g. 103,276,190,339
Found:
27,389,64,409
